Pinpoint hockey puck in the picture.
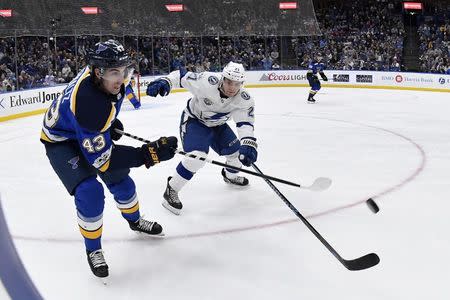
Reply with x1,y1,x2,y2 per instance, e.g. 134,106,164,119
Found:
366,198,379,214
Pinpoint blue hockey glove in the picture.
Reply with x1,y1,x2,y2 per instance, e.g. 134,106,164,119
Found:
146,79,171,97
239,138,258,167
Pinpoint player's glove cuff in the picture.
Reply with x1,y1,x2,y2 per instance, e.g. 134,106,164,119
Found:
241,138,257,150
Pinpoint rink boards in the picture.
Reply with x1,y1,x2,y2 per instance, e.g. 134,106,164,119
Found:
1,70,449,123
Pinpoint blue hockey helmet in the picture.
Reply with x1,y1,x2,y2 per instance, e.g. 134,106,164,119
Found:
88,39,131,69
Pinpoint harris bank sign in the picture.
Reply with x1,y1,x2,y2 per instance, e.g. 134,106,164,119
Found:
381,74,434,84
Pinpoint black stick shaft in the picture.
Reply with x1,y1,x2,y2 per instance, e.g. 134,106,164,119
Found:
251,163,380,271
250,163,348,263
116,129,302,188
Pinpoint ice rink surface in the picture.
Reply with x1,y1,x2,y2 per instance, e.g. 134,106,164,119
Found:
1,87,449,299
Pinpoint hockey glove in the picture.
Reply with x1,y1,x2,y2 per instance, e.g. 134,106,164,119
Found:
239,138,258,167
110,118,124,141
141,136,178,168
146,79,171,97
320,73,328,81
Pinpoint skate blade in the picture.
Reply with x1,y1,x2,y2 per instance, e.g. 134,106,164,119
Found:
133,231,166,238
223,181,250,189
162,201,181,215
222,176,250,189
95,276,109,285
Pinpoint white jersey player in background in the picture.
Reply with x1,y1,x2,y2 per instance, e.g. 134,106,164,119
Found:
146,62,258,214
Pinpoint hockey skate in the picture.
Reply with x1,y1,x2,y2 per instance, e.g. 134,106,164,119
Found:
221,168,249,186
162,177,183,215
307,97,316,104
86,249,109,283
128,217,164,236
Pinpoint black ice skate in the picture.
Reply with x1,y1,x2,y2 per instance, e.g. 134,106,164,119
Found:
162,177,183,215
128,217,164,236
86,249,109,281
221,168,249,186
307,96,316,104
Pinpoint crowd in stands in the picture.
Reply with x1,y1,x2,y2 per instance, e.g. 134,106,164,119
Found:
293,0,405,72
417,3,450,74
1,0,449,93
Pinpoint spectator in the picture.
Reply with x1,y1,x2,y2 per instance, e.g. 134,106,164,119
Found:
5,0,450,92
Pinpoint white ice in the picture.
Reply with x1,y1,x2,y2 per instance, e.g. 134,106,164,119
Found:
1,87,450,300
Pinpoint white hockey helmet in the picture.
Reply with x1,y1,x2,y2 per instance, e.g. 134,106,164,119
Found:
222,62,246,82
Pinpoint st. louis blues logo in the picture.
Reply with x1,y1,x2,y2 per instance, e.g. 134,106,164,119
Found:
95,44,108,54
68,156,80,170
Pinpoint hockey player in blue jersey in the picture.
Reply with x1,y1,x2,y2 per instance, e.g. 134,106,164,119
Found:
306,55,328,103
146,62,258,215
40,40,177,280
125,70,141,109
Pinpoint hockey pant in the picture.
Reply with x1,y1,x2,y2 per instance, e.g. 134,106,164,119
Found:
169,113,241,192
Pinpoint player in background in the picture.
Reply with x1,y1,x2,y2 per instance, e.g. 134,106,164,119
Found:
146,62,257,215
40,40,177,280
125,69,141,109
306,55,328,103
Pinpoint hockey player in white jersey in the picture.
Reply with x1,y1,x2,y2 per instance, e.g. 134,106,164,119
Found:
146,62,257,214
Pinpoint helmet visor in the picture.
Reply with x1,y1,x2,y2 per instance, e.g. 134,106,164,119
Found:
100,66,134,82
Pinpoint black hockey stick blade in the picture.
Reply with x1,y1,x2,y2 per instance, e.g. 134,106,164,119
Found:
343,253,380,271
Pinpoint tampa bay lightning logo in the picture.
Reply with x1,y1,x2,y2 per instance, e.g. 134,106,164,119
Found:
439,78,446,85
208,76,219,85
241,91,250,100
68,156,80,170
203,98,213,105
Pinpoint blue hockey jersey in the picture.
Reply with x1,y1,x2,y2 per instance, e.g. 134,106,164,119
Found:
40,66,125,172
307,61,326,75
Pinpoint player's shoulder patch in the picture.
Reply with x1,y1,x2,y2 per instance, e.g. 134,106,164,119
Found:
240,91,251,100
208,75,219,85
203,98,213,106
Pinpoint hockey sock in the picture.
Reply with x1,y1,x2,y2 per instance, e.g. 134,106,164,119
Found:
169,151,207,191
224,152,242,179
78,212,103,252
116,193,140,222
75,177,105,252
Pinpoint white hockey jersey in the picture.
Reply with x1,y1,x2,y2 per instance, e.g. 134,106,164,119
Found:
163,70,255,140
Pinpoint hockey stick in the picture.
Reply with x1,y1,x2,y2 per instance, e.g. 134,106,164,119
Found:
251,163,380,271
116,129,331,191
